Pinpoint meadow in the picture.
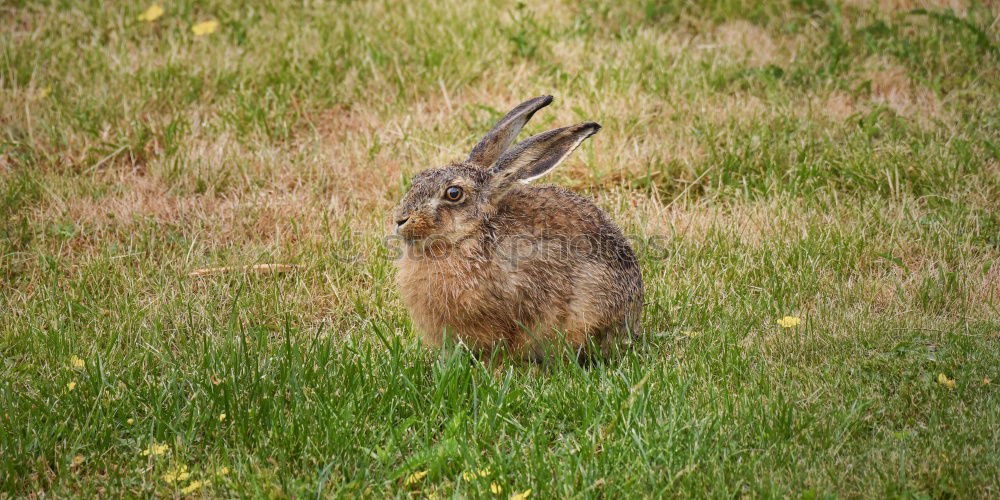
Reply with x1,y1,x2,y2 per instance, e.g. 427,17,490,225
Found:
2,0,998,496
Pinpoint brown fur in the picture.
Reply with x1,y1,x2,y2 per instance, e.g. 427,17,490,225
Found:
393,97,643,361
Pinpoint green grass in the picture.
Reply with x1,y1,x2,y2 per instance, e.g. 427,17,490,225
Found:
2,0,999,496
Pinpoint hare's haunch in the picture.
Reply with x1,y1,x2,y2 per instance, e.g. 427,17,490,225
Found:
393,95,643,361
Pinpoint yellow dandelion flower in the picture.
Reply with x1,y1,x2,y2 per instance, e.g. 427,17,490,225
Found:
137,4,164,22
682,330,699,338
162,465,190,483
462,467,491,481
140,443,170,456
404,470,428,486
67,381,77,391
937,373,956,389
35,87,51,100
491,482,503,494
191,20,219,36
216,466,230,476
127,418,135,425
69,355,85,369
218,413,226,422
180,480,208,494
776,316,801,328
509,489,532,500
72,455,85,465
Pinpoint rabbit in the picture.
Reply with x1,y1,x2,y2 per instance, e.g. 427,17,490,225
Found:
392,95,643,362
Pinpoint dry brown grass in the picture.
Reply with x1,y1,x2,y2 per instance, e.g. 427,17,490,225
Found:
715,20,781,66
864,60,944,121
841,0,976,13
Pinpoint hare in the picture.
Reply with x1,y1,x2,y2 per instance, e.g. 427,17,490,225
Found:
392,95,643,362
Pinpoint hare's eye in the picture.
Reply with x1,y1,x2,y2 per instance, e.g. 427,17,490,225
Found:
444,186,463,201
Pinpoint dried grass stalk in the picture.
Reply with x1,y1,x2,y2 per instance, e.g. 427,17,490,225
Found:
188,264,298,277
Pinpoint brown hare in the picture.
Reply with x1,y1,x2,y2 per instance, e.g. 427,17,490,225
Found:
392,95,643,362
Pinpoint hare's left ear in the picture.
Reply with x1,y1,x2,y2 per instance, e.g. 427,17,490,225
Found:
487,122,600,191
467,95,553,168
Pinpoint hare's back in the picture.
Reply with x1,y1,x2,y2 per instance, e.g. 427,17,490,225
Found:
496,184,643,336
495,185,639,270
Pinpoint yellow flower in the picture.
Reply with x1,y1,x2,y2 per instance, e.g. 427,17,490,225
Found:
67,381,77,391
127,418,135,425
191,20,219,36
776,316,801,328
463,467,491,481
509,489,532,500
404,470,428,486
937,373,956,389
141,443,170,456
70,355,85,369
216,466,230,476
72,455,85,465
218,413,226,422
36,87,52,100
162,465,190,483
491,482,503,494
682,330,699,338
137,4,164,22
181,480,208,494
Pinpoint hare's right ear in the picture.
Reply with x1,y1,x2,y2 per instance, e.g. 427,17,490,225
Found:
486,122,600,197
467,95,553,168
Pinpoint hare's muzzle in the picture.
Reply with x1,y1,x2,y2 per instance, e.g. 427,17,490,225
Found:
394,219,408,237
395,216,420,240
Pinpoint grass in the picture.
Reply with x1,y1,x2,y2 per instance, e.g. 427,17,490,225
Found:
2,0,998,496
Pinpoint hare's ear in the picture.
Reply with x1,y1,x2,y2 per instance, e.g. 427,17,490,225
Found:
467,95,553,168
487,122,600,190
